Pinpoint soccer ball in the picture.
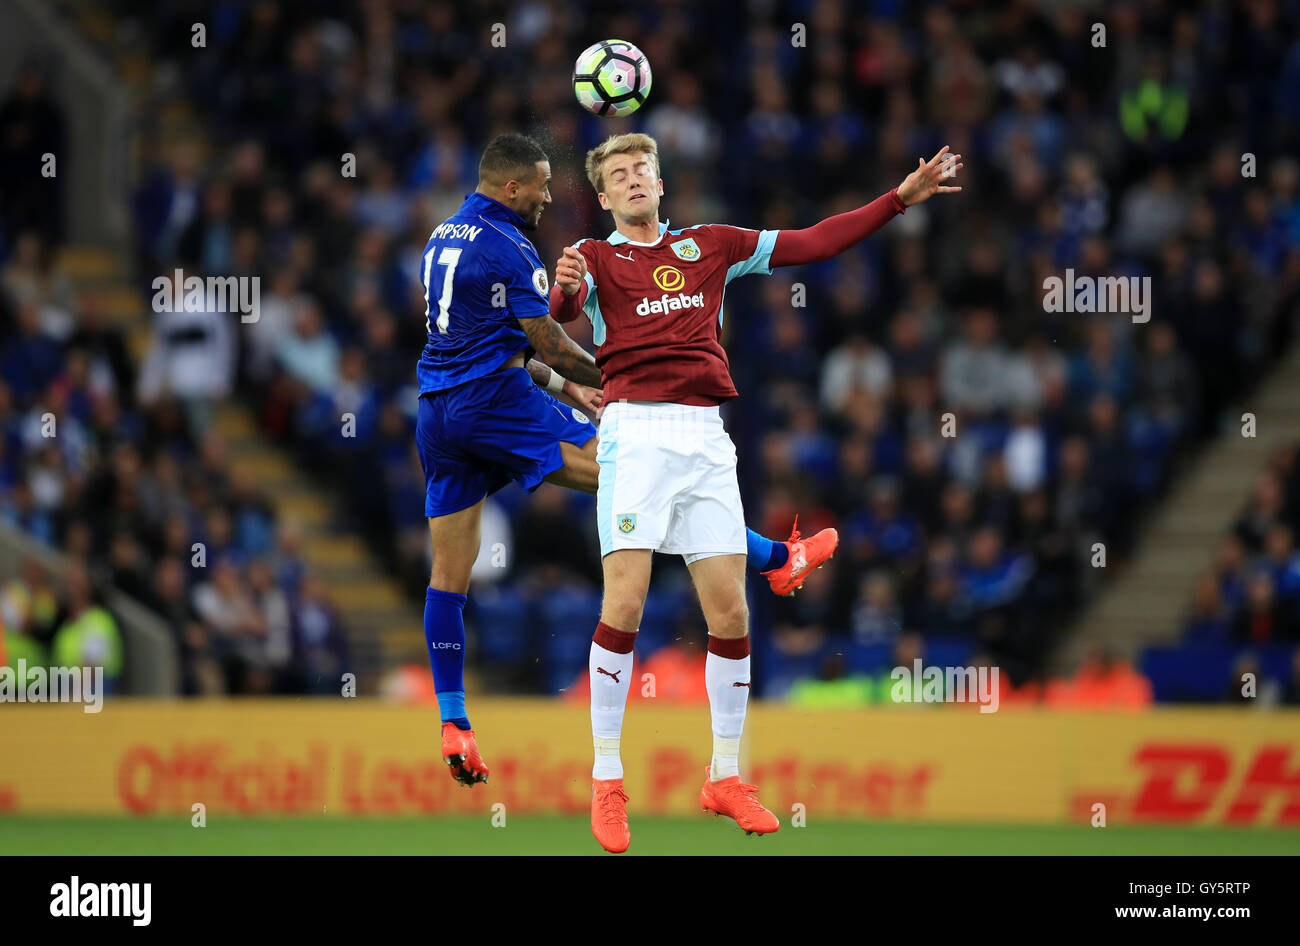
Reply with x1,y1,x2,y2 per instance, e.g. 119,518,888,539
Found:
572,39,652,118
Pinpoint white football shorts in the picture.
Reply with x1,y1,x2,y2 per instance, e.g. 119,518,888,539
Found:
595,400,747,564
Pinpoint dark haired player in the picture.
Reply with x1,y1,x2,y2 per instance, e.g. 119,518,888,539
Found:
416,134,839,789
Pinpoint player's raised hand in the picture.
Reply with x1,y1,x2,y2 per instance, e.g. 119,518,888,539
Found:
563,379,603,417
896,146,963,207
556,247,588,296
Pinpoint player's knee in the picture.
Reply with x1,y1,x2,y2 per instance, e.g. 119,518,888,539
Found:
707,598,749,638
429,561,471,595
600,600,643,632
599,583,645,630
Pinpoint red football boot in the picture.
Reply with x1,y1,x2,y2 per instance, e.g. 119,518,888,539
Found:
700,766,780,835
761,516,839,596
441,722,489,786
591,778,631,853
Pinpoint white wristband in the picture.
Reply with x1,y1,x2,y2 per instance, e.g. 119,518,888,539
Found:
546,370,566,393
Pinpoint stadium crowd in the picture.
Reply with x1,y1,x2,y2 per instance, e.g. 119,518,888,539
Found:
1173,442,1300,704
0,63,349,694
4,0,1300,699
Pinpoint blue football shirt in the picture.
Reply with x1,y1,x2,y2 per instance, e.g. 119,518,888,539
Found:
417,192,551,394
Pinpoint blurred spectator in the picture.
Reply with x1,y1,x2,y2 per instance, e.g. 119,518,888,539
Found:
820,333,892,414
3,232,77,339
192,557,271,693
0,62,66,241
381,663,439,704
50,562,123,693
1045,648,1153,708
291,575,350,694
0,564,54,683
1182,571,1231,643
850,570,903,645
940,308,1013,415
788,652,872,708
1115,166,1189,258
136,292,237,431
1231,570,1297,644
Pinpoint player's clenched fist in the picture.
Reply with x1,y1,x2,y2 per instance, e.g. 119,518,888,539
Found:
555,246,587,296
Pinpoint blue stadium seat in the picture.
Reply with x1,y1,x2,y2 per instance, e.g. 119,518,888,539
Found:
465,585,533,665
754,634,832,699
1140,645,1237,702
1257,644,1298,690
538,587,603,694
846,640,893,674
635,588,688,658
924,636,975,669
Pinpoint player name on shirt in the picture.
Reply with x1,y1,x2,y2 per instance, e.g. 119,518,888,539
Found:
429,221,484,242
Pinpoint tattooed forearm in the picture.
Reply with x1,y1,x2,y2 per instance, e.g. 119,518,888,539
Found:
520,316,602,388
525,358,554,388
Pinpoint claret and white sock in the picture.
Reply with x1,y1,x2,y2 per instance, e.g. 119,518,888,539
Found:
705,634,751,780
589,621,636,780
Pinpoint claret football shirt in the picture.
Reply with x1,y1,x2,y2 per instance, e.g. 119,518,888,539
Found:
573,222,777,405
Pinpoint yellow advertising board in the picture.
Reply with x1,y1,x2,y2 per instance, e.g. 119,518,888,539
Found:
1,701,1298,826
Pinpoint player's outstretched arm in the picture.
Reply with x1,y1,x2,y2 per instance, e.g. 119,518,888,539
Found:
769,146,963,268
520,314,603,388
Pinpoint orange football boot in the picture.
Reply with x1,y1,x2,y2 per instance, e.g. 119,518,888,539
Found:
761,516,839,596
441,722,489,786
700,767,780,835
591,778,631,853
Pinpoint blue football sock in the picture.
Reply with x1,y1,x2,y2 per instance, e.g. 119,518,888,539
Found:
746,528,788,572
425,587,471,730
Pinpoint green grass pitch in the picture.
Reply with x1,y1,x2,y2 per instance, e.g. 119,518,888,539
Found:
2,816,1297,855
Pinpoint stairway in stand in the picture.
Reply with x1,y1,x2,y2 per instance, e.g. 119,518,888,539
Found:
1055,342,1300,671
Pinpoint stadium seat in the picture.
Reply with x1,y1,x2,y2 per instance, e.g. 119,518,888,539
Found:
1140,645,1237,703
465,585,534,665
846,640,893,675
1258,644,1297,690
635,588,688,658
754,633,831,699
538,587,603,694
924,636,975,670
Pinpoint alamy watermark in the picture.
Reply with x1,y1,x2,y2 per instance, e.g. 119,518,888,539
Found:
1042,268,1151,323
50,876,151,926
151,269,260,323
889,660,1000,713
0,661,104,713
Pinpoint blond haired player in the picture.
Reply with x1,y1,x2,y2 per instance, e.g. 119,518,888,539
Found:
551,132,962,853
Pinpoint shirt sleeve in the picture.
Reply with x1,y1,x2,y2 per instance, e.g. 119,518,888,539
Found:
575,240,601,324
507,242,551,320
709,225,779,284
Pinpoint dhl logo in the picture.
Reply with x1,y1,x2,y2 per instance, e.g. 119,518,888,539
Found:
1076,742,1300,825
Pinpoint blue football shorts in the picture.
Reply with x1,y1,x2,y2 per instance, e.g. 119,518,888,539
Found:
417,366,596,517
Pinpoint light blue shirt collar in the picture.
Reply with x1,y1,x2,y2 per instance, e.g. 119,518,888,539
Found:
607,219,671,245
